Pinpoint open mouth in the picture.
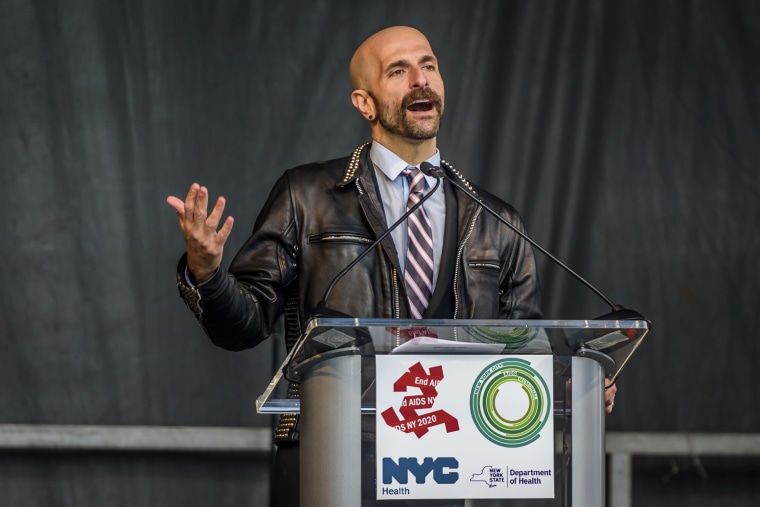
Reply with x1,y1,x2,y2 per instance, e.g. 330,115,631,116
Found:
407,99,435,113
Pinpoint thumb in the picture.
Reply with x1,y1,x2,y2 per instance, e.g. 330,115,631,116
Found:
166,195,185,215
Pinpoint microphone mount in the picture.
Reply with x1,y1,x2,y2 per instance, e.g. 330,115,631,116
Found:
310,172,442,319
420,161,646,322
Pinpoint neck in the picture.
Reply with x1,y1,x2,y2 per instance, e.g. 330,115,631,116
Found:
372,132,437,166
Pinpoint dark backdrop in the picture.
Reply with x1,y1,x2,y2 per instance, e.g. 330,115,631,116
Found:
1,0,758,505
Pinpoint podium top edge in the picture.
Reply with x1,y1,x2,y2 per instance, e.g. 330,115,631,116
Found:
306,317,650,329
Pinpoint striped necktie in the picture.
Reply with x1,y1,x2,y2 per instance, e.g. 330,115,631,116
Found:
403,167,434,319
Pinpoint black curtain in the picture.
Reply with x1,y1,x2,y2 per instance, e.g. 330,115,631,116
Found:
1,0,758,505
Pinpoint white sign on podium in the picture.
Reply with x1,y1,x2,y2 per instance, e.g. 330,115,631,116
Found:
376,353,555,500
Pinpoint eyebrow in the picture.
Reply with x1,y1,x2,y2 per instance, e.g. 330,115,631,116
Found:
384,54,438,74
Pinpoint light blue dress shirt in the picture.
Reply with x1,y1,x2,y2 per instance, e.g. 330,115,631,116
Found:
370,141,445,292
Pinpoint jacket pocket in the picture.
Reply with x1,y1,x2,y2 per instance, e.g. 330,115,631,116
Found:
465,259,502,317
467,261,501,272
309,232,373,245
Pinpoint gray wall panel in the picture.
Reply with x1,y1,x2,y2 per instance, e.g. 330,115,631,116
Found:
1,0,758,505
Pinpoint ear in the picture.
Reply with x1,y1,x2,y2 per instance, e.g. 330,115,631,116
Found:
351,90,376,121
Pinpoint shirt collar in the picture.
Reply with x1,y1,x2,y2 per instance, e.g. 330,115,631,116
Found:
370,141,441,186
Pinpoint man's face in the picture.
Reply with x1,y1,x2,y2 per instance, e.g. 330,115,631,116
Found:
367,33,445,140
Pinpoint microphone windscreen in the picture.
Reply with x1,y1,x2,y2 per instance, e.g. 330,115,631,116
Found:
419,162,443,178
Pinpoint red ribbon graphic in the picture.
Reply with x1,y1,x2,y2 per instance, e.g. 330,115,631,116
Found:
381,361,460,438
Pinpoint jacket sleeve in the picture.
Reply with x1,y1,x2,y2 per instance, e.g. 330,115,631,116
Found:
498,208,544,320
175,172,299,350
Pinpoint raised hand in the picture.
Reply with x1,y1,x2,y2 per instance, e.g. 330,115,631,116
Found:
167,183,234,283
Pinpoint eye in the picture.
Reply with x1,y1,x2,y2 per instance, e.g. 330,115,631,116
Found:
389,68,405,77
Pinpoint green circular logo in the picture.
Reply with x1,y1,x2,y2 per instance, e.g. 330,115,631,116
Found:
464,326,539,349
470,358,551,447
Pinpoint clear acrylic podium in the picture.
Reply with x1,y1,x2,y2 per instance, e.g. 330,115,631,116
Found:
257,318,649,507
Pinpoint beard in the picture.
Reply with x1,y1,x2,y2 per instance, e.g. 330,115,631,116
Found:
371,88,444,140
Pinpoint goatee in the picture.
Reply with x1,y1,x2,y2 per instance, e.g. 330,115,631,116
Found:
375,88,444,140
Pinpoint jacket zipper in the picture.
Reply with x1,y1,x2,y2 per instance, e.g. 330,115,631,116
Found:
356,178,402,322
452,207,482,319
392,266,401,319
392,266,403,347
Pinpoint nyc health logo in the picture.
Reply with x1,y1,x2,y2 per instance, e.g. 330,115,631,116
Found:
470,357,551,447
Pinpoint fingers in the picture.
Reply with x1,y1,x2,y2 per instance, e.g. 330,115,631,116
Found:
168,184,234,241
201,195,234,245
216,216,235,245
604,378,617,414
187,183,208,224
166,183,200,227
205,195,227,231
168,184,222,228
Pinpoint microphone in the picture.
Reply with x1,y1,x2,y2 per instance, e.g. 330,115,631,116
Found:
309,172,442,319
419,161,647,322
295,169,441,367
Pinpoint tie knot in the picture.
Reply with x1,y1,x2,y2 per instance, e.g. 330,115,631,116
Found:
403,167,426,194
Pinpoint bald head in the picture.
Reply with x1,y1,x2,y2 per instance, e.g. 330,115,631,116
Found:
349,26,435,91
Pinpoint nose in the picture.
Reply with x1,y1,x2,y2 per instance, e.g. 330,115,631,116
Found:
409,65,428,88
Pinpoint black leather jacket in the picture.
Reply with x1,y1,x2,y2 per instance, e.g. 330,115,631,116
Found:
176,143,542,440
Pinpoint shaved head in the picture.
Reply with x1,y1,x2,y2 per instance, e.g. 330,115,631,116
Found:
349,26,434,91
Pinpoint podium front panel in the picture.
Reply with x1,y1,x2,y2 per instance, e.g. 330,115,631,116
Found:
257,318,648,507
